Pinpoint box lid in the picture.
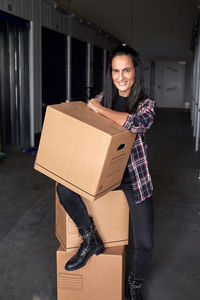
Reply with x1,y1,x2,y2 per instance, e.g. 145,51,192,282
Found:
50,101,126,136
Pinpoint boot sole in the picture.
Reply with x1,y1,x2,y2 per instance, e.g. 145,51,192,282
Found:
65,244,105,271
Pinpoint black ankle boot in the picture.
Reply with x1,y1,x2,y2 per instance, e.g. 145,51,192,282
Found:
125,275,144,300
65,218,105,271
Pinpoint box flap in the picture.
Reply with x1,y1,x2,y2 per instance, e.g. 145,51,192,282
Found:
50,102,126,136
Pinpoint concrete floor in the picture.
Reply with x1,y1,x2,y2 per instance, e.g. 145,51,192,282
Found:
0,108,200,300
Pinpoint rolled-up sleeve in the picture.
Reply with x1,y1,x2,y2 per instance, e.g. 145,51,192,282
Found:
123,98,156,134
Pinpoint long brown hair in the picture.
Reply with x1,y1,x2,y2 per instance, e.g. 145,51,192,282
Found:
103,44,148,113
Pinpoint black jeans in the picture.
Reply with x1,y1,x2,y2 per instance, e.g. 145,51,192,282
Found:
57,183,154,279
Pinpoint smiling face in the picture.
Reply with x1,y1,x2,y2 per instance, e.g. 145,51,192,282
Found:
111,55,135,97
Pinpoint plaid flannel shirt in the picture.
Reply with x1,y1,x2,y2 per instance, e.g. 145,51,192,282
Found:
96,93,156,203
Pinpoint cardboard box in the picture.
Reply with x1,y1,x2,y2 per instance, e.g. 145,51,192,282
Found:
34,101,135,200
57,245,126,300
56,187,129,252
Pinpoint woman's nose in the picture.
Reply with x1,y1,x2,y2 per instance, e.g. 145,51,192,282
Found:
118,70,124,80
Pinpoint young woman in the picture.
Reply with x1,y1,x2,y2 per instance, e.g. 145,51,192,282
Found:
57,44,156,300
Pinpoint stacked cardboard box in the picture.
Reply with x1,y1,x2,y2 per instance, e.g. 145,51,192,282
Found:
34,101,135,299
55,188,129,252
55,188,129,300
57,245,126,300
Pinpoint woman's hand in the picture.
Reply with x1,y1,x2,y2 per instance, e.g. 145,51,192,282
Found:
88,98,128,126
87,98,103,114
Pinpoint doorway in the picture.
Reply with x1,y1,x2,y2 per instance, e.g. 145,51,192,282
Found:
42,27,66,120
154,60,186,108
0,11,30,146
71,37,88,101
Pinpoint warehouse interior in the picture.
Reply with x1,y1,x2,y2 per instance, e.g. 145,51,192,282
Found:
0,0,200,299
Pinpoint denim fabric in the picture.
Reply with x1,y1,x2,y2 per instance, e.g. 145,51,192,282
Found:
119,185,154,279
57,183,92,228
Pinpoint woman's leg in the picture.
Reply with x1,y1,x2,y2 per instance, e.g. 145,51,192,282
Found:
123,189,154,279
56,183,104,271
57,183,92,228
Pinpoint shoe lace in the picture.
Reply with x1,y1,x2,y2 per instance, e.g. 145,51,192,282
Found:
129,278,143,299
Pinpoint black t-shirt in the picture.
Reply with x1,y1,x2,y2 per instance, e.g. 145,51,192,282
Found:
112,94,128,113
112,95,132,186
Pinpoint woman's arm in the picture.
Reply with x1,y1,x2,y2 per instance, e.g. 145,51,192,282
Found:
87,98,129,126
87,98,156,133
123,99,156,134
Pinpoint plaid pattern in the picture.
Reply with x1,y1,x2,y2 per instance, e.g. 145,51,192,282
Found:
123,98,156,203
96,93,156,203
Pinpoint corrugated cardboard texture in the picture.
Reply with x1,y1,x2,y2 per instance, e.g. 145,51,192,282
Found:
34,101,135,200
56,245,126,300
55,187,129,252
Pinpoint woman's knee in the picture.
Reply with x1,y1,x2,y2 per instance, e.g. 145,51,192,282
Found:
57,183,69,196
135,235,154,253
57,183,74,204
56,183,84,209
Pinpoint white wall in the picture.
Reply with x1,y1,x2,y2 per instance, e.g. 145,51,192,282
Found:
154,61,186,108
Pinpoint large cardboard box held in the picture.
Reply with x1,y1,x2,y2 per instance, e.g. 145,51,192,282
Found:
57,245,126,300
56,187,129,252
34,101,135,200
